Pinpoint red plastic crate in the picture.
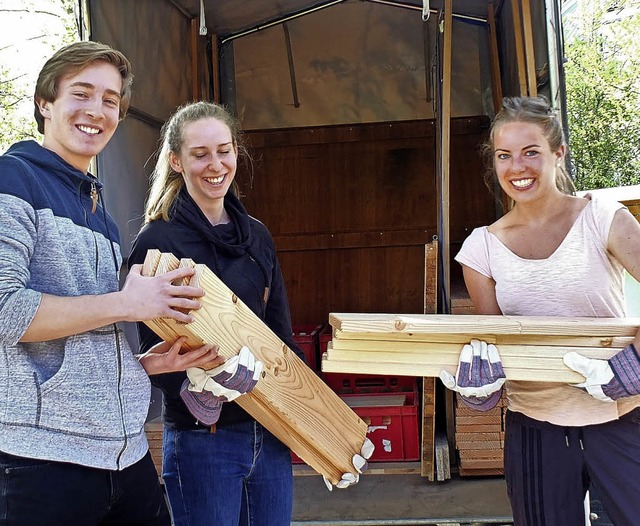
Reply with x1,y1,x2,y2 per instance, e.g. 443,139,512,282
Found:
323,373,416,395
340,388,420,462
292,324,321,371
319,323,332,358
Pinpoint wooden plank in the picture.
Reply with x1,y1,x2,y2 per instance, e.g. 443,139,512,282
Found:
456,415,502,426
456,432,504,442
330,339,627,355
520,0,537,97
511,0,528,95
322,355,593,383
459,467,504,476
324,341,619,383
142,251,369,485
435,431,451,481
455,406,502,417
456,424,503,434
329,313,639,337
422,238,438,480
458,449,504,460
487,2,503,114
190,18,200,100
459,458,505,469
440,0,453,308
455,440,503,450
421,377,436,480
211,33,221,103
334,330,632,348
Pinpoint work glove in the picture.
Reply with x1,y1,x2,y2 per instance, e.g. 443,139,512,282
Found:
180,346,263,425
439,339,505,410
322,438,375,491
563,344,640,402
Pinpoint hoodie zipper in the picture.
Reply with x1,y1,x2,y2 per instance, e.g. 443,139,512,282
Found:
80,180,128,469
90,181,98,214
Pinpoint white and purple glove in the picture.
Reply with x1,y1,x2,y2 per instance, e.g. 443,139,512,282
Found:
180,346,263,425
563,344,640,402
439,339,505,410
322,438,375,491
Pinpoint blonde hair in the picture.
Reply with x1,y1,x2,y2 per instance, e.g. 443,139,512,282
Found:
145,101,247,222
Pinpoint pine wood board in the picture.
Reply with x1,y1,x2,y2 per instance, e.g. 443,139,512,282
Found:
333,330,633,349
324,313,639,383
329,313,639,337
455,440,503,450
458,448,504,460
455,406,502,417
455,432,504,442
460,468,505,478
142,251,369,485
456,424,503,434
459,458,505,469
455,415,502,426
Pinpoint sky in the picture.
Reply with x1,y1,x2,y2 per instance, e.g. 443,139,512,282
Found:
0,0,73,118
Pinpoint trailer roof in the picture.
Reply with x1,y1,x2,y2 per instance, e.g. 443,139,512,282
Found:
170,0,495,39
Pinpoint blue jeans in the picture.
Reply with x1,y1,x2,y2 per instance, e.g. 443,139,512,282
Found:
162,421,293,526
0,451,170,525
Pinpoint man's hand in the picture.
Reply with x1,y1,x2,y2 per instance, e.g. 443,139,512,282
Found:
439,339,505,410
564,344,640,402
322,438,375,491
180,346,263,425
120,264,205,323
137,336,225,375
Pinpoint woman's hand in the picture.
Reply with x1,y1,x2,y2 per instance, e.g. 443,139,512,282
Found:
564,343,640,402
138,336,225,375
439,339,505,410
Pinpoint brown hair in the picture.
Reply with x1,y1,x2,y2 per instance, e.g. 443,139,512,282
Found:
34,41,133,134
482,96,575,196
145,101,249,223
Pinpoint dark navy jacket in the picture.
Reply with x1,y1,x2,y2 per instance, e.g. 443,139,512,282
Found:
129,187,303,429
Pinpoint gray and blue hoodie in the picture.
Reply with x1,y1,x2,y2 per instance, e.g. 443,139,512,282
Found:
0,140,150,470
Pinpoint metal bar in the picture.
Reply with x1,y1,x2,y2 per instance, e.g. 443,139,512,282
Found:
126,106,164,129
221,0,346,44
365,0,487,23
283,22,300,108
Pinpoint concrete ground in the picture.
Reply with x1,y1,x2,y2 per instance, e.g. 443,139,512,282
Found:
292,472,513,525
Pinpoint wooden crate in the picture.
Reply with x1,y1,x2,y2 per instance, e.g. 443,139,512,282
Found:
455,392,507,477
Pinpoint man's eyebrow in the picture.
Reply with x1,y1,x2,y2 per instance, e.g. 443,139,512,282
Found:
68,81,121,98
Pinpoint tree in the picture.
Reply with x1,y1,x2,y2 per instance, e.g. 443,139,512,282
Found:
564,0,640,190
0,0,78,153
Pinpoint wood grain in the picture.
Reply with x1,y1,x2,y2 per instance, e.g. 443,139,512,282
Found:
142,250,369,484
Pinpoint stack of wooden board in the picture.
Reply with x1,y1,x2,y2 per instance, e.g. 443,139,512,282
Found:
322,313,639,383
144,419,163,477
455,392,507,476
141,250,370,485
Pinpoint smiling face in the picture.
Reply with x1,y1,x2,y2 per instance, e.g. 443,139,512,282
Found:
169,117,237,217
493,121,566,203
37,61,122,173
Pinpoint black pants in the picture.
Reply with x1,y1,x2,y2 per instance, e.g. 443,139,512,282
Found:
504,408,640,526
0,451,170,526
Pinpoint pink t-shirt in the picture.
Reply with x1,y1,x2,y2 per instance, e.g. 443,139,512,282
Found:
455,196,640,426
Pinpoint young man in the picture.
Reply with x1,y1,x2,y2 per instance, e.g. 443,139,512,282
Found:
0,41,221,525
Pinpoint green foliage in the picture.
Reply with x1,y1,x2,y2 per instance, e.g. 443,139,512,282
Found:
0,64,39,152
564,0,640,190
0,0,78,153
